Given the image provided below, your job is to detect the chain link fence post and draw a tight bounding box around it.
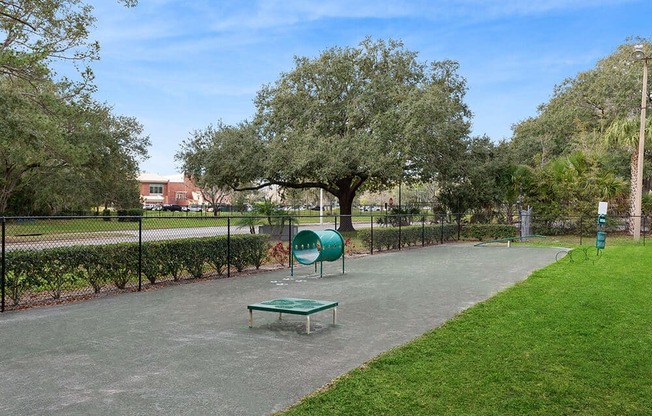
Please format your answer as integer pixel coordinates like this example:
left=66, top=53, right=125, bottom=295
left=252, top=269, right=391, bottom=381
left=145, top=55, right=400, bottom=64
left=1, top=217, right=5, bottom=312
left=440, top=213, right=445, bottom=245
left=421, top=215, right=425, bottom=247
left=288, top=218, right=293, bottom=268
left=398, top=212, right=402, bottom=251
left=370, top=214, right=374, bottom=255
left=138, top=217, right=142, bottom=291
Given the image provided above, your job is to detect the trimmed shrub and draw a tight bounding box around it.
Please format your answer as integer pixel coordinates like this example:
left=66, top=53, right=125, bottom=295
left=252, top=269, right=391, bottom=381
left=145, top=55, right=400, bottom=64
left=102, top=244, right=138, bottom=289
left=180, top=238, right=210, bottom=278
left=247, top=235, right=270, bottom=269
left=1, top=233, right=281, bottom=307
left=358, top=224, right=458, bottom=251
left=31, top=248, right=79, bottom=299
left=141, top=242, right=165, bottom=284
left=205, top=237, right=229, bottom=275
left=72, top=245, right=106, bottom=294
left=116, top=208, right=143, bottom=222
left=4, top=250, right=37, bottom=305
left=229, top=235, right=250, bottom=272
left=461, top=224, right=518, bottom=241
left=158, top=240, right=187, bottom=281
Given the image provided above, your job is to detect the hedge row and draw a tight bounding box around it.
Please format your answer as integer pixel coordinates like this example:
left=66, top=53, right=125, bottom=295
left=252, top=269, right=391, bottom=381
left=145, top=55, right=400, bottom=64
left=3, top=234, right=269, bottom=307
left=461, top=224, right=519, bottom=241
left=357, top=223, right=523, bottom=250
left=358, top=224, right=458, bottom=251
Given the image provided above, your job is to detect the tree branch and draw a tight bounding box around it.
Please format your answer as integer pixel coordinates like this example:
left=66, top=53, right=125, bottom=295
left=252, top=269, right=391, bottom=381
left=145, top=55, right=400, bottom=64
left=0, top=9, right=38, bottom=32
left=235, top=180, right=329, bottom=192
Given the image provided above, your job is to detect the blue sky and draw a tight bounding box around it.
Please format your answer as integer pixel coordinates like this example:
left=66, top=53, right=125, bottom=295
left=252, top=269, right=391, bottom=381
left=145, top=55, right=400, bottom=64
left=88, top=0, right=651, bottom=175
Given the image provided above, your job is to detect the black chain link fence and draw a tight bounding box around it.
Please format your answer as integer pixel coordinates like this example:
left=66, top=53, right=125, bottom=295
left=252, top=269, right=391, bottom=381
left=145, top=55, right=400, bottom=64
left=0, top=212, right=645, bottom=312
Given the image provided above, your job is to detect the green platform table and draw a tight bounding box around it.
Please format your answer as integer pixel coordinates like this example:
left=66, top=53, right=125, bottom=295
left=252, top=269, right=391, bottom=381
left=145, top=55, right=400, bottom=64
left=247, top=298, right=338, bottom=334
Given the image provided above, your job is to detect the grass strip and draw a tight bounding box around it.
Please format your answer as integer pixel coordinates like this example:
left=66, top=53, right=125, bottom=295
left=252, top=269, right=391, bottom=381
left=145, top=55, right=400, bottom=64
left=279, top=245, right=652, bottom=415
left=4, top=214, right=349, bottom=237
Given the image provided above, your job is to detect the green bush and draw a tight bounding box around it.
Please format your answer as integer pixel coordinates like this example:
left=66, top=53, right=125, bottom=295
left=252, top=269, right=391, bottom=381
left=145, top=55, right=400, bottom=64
left=358, top=224, right=458, bottom=251
left=102, top=244, right=138, bottom=289
left=461, top=224, right=518, bottom=241
left=71, top=245, right=106, bottom=294
left=229, top=236, right=249, bottom=272
left=375, top=207, right=423, bottom=227
left=102, top=208, right=112, bottom=221
left=4, top=250, right=37, bottom=305
left=158, top=240, right=186, bottom=281
left=141, top=242, right=165, bottom=284
left=205, top=237, right=229, bottom=275
left=531, top=217, right=607, bottom=236
left=179, top=238, right=210, bottom=278
left=31, top=248, right=79, bottom=299
left=2, top=234, right=285, bottom=308
left=238, top=234, right=269, bottom=269
left=116, top=209, right=143, bottom=222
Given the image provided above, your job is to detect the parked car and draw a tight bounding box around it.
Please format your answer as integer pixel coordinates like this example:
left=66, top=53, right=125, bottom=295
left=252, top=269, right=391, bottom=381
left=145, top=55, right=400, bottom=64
left=161, top=204, right=183, bottom=212
left=142, top=203, right=156, bottom=210
left=184, top=204, right=202, bottom=212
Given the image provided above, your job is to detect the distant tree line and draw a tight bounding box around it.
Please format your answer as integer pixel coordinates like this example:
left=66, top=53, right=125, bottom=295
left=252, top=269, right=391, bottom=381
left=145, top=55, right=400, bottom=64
left=177, top=37, right=652, bottom=231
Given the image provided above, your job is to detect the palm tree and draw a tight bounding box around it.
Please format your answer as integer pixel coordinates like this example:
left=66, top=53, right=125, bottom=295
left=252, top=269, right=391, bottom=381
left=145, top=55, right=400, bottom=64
left=604, top=117, right=652, bottom=234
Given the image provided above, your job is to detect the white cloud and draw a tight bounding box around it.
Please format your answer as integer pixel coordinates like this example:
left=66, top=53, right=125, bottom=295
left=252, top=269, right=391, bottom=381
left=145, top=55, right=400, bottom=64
left=439, top=0, right=639, bottom=18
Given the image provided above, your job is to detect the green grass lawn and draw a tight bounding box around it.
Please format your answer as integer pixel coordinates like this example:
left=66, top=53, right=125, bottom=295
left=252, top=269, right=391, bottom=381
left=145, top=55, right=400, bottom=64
left=278, top=244, right=652, bottom=415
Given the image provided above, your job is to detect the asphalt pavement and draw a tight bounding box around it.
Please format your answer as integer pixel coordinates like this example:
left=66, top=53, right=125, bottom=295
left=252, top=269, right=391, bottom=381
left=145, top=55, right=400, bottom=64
left=0, top=243, right=564, bottom=415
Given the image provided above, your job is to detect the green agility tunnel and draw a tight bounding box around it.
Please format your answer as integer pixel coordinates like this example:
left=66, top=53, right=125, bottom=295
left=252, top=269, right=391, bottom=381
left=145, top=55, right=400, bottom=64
left=291, top=229, right=345, bottom=277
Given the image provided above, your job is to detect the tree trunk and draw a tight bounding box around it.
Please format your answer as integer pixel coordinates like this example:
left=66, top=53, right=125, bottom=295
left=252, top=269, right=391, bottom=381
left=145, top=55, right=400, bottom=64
left=629, top=152, right=638, bottom=235
left=0, top=190, right=9, bottom=215
left=337, top=190, right=356, bottom=232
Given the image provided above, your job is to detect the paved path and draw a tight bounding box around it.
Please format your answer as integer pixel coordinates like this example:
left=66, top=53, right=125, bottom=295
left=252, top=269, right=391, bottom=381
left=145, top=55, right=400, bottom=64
left=0, top=244, right=564, bottom=415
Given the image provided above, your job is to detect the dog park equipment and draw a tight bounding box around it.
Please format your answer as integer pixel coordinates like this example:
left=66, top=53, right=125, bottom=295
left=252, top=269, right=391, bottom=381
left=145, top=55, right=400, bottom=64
left=247, top=298, right=338, bottom=334
left=290, top=229, right=345, bottom=277
left=596, top=201, right=608, bottom=251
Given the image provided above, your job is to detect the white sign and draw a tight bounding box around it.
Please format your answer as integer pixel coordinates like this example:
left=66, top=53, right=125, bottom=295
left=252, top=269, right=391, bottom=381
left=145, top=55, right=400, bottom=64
left=598, top=201, right=608, bottom=215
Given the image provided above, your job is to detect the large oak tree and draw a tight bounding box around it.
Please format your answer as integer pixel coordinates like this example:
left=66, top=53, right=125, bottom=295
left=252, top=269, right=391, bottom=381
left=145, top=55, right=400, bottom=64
left=177, top=38, right=471, bottom=231
left=0, top=0, right=149, bottom=214
left=0, top=79, right=150, bottom=214
left=1, top=0, right=137, bottom=95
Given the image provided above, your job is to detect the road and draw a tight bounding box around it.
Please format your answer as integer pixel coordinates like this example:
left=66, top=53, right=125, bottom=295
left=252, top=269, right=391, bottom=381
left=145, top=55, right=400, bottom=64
left=5, top=221, right=370, bottom=251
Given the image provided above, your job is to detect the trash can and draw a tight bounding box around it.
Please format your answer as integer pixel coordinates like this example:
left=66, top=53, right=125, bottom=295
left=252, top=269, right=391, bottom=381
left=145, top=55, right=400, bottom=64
left=596, top=231, right=607, bottom=249
left=292, top=229, right=345, bottom=265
